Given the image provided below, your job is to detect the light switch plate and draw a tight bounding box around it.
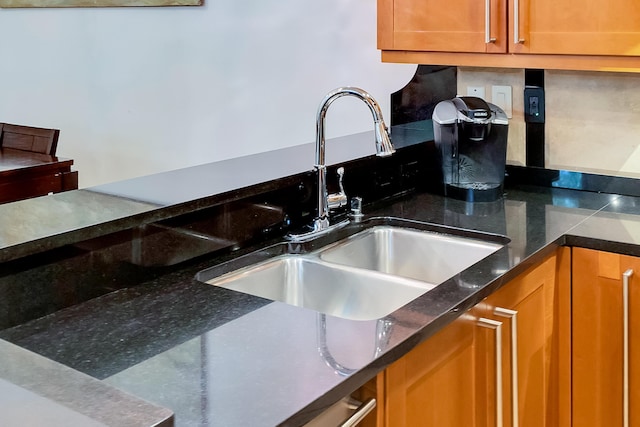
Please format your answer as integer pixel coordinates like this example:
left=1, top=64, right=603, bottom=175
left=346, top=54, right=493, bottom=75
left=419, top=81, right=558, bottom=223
left=491, top=85, right=513, bottom=118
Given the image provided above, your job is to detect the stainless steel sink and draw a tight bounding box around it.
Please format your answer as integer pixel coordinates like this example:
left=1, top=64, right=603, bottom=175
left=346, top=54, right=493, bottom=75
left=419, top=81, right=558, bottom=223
left=204, top=256, right=434, bottom=321
left=199, top=222, right=507, bottom=321
left=319, top=226, right=504, bottom=285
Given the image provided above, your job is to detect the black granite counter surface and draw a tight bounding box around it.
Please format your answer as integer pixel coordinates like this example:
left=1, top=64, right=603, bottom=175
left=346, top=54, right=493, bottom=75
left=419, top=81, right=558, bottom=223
left=1, top=120, right=640, bottom=426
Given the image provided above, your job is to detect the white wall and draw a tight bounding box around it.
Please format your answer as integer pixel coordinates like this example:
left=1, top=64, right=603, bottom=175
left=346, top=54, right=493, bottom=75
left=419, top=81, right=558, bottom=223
left=0, top=1, right=416, bottom=187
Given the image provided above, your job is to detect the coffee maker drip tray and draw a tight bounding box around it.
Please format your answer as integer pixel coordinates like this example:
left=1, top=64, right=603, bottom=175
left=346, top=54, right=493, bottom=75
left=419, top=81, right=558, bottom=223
left=445, top=182, right=503, bottom=203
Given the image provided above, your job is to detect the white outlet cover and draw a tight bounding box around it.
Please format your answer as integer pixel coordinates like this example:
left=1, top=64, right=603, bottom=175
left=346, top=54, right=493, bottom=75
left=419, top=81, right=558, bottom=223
left=491, top=85, right=513, bottom=118
left=466, top=86, right=486, bottom=99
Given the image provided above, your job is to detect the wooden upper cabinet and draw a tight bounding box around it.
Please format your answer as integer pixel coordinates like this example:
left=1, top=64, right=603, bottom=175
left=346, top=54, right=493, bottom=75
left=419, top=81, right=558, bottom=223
left=379, top=0, right=640, bottom=70
left=511, top=0, right=640, bottom=56
left=378, top=0, right=507, bottom=53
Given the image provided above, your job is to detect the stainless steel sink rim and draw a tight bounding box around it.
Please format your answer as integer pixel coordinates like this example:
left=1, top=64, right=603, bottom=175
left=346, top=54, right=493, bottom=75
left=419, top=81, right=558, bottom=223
left=319, top=225, right=504, bottom=284
left=206, top=255, right=435, bottom=321
left=200, top=223, right=507, bottom=321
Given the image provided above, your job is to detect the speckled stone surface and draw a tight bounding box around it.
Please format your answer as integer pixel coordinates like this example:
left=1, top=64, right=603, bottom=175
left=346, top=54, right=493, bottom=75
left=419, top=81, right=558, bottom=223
left=0, top=121, right=433, bottom=426
left=2, top=184, right=637, bottom=426
left=564, top=195, right=640, bottom=253
left=0, top=121, right=433, bottom=264
left=2, top=119, right=640, bottom=426
left=0, top=339, right=173, bottom=427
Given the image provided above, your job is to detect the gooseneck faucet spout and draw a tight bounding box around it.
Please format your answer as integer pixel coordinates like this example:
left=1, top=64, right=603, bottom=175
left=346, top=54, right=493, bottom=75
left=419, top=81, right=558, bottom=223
left=313, top=87, right=395, bottom=232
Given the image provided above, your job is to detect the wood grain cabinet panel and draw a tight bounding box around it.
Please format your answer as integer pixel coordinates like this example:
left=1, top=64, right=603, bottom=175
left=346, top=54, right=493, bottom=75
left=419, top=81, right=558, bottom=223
left=379, top=0, right=640, bottom=70
left=511, top=0, right=640, bottom=56
left=572, top=248, right=640, bottom=427
left=481, top=252, right=564, bottom=427
left=378, top=0, right=507, bottom=54
left=384, top=305, right=490, bottom=427
left=382, top=249, right=569, bottom=427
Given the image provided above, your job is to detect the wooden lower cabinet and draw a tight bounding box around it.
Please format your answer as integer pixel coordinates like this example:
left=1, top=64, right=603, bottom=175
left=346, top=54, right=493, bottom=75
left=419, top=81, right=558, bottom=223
left=481, top=250, right=569, bottom=427
left=572, top=248, right=640, bottom=427
left=384, top=305, right=487, bottom=426
left=380, top=249, right=570, bottom=427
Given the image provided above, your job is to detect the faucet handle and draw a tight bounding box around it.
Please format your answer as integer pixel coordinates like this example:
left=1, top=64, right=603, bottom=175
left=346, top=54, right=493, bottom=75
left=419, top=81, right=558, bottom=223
left=327, top=167, right=347, bottom=210
left=336, top=167, right=345, bottom=194
left=350, top=196, right=363, bottom=219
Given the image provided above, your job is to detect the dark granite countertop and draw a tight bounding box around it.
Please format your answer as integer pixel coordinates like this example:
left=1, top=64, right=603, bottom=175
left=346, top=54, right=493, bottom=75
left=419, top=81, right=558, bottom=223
left=1, top=120, right=640, bottom=426
left=0, top=338, right=173, bottom=427
left=0, top=121, right=432, bottom=263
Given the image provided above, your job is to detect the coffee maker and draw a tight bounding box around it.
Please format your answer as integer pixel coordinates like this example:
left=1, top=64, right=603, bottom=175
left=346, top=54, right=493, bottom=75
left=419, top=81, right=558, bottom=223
left=432, top=96, right=509, bottom=202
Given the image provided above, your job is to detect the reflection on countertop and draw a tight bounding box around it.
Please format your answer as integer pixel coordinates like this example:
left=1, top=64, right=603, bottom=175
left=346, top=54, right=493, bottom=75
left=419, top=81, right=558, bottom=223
left=2, top=119, right=640, bottom=426
left=0, top=338, right=173, bottom=427
left=2, top=183, right=638, bottom=426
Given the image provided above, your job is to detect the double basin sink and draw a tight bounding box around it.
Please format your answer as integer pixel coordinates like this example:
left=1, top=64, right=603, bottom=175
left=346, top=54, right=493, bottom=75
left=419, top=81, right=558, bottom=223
left=196, top=218, right=509, bottom=321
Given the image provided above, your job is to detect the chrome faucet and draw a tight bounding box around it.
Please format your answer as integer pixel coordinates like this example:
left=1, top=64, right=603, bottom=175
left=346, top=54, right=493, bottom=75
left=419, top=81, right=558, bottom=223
left=311, top=87, right=395, bottom=233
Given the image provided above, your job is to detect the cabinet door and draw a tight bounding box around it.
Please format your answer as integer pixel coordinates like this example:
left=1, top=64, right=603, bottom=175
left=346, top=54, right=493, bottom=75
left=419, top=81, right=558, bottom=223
left=384, top=249, right=569, bottom=427
left=384, top=306, right=491, bottom=426
left=572, top=248, right=640, bottom=427
left=510, top=0, right=640, bottom=55
left=482, top=251, right=563, bottom=427
left=377, top=0, right=507, bottom=53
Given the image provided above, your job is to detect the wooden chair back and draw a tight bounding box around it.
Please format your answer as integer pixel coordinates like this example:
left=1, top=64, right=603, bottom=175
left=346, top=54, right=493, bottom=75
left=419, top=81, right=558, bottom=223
left=0, top=122, right=60, bottom=155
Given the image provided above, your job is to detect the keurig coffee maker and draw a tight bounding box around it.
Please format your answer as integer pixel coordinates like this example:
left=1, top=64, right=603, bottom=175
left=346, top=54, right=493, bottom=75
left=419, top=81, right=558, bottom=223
left=432, top=96, right=509, bottom=202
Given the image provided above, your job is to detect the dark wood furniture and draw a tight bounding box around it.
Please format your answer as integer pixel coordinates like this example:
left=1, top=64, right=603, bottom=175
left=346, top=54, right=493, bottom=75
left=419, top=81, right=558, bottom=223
left=0, top=123, right=60, bottom=155
left=0, top=148, right=78, bottom=204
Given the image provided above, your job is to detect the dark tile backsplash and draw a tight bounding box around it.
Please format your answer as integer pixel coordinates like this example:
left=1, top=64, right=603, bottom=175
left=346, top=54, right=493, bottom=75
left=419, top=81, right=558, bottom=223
left=391, top=65, right=457, bottom=125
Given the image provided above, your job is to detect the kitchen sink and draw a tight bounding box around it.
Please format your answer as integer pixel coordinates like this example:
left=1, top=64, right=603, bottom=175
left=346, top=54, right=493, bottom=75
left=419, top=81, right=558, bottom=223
left=197, top=221, right=508, bottom=321
left=319, top=226, right=504, bottom=285
left=205, top=256, right=434, bottom=321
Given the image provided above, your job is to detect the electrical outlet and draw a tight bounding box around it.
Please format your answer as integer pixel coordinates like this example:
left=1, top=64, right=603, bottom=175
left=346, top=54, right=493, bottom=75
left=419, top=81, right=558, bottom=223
left=491, top=85, right=513, bottom=118
left=524, top=86, right=545, bottom=123
left=466, top=86, right=486, bottom=99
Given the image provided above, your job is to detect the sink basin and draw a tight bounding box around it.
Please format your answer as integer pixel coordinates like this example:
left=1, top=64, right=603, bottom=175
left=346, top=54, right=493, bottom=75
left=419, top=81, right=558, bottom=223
left=319, top=226, right=504, bottom=285
left=198, top=222, right=507, bottom=321
left=204, top=256, right=434, bottom=321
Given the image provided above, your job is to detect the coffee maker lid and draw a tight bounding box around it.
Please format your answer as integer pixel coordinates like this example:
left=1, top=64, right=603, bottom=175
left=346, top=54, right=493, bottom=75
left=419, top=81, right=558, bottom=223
left=432, top=99, right=459, bottom=125
left=453, top=96, right=492, bottom=121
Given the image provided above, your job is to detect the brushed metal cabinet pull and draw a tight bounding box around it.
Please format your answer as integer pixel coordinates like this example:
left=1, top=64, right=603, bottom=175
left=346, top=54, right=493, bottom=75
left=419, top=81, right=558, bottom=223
left=479, top=318, right=504, bottom=427
left=623, top=269, right=633, bottom=427
left=495, top=307, right=519, bottom=427
left=339, top=398, right=376, bottom=427
left=485, top=0, right=497, bottom=43
left=513, top=0, right=525, bottom=43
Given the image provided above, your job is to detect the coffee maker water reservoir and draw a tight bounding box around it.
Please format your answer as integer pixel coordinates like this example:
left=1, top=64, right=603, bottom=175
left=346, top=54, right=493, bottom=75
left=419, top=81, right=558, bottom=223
left=432, top=96, right=509, bottom=202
